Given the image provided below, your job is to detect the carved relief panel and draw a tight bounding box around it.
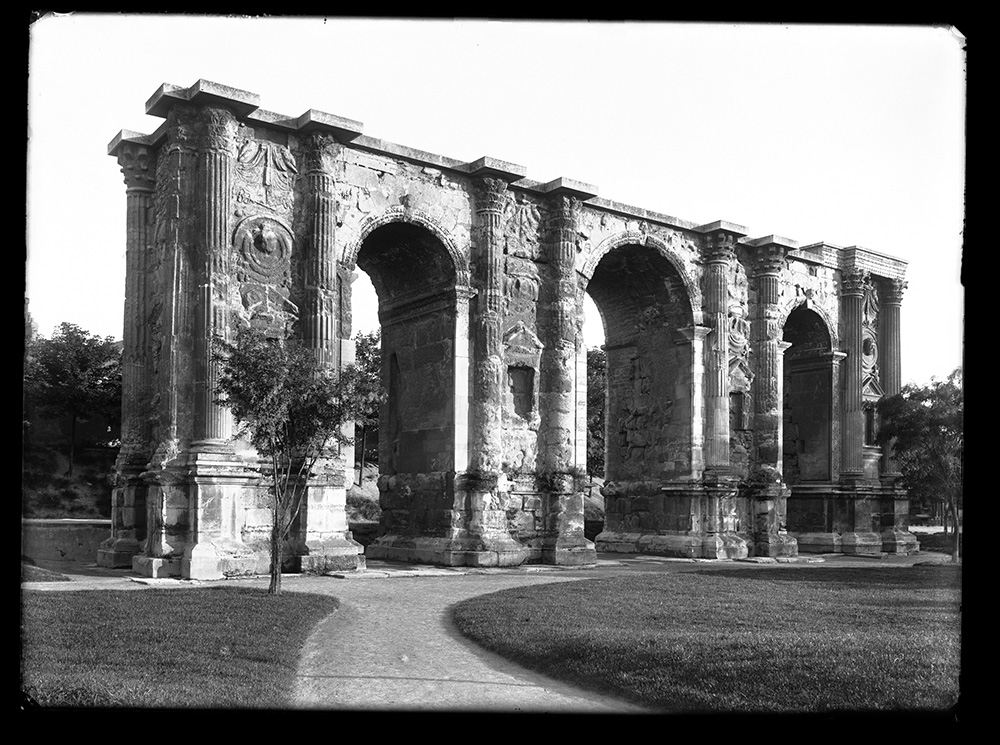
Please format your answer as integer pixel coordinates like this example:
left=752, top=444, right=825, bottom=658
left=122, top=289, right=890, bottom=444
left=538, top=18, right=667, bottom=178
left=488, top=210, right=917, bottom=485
left=861, top=279, right=883, bottom=400
left=232, top=130, right=298, bottom=333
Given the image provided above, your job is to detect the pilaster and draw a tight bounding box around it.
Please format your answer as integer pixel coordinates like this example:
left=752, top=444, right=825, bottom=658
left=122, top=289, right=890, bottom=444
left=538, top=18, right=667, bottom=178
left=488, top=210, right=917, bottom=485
left=839, top=268, right=868, bottom=478
left=97, top=140, right=156, bottom=568
left=301, top=132, right=340, bottom=368
left=699, top=223, right=744, bottom=474
left=537, top=187, right=596, bottom=565
left=877, top=278, right=917, bottom=553
left=747, top=237, right=798, bottom=557
left=469, top=174, right=512, bottom=475
left=192, top=106, right=238, bottom=451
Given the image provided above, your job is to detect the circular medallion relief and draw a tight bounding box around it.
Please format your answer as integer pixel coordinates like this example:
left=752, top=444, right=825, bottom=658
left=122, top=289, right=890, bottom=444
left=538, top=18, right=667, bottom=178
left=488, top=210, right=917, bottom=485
left=233, top=216, right=293, bottom=283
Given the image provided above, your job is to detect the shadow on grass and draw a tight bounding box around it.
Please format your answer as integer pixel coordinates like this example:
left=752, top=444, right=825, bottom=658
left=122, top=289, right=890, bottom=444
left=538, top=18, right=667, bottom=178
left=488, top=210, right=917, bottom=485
left=694, top=564, right=961, bottom=589
left=452, top=566, right=962, bottom=715
left=21, top=586, right=340, bottom=708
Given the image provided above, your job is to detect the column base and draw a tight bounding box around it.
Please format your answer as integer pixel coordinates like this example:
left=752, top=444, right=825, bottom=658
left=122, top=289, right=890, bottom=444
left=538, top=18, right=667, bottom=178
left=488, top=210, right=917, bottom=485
left=133, top=555, right=182, bottom=578
left=702, top=533, right=750, bottom=560
left=366, top=534, right=532, bottom=567
left=541, top=539, right=597, bottom=565
left=880, top=528, right=920, bottom=555
left=298, top=535, right=367, bottom=574
left=181, top=542, right=224, bottom=580
left=595, top=531, right=701, bottom=558
left=754, top=532, right=799, bottom=558
left=791, top=532, right=844, bottom=554
left=96, top=536, right=142, bottom=568
left=841, top=532, right=884, bottom=556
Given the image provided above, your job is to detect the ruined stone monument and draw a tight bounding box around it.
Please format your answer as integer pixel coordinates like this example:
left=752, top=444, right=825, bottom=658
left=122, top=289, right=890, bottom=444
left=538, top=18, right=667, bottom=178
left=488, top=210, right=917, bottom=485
left=98, top=80, right=917, bottom=579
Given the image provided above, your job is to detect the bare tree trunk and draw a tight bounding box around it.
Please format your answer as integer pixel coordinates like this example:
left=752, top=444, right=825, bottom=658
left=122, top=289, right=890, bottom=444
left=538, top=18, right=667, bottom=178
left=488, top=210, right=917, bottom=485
left=949, top=500, right=961, bottom=563
left=269, top=495, right=282, bottom=595
left=66, top=413, right=77, bottom=477
left=357, top=425, right=367, bottom=485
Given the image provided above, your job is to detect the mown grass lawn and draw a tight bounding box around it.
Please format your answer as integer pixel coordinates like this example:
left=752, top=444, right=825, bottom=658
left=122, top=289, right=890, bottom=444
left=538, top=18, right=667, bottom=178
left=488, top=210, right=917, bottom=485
left=453, top=565, right=962, bottom=715
left=21, top=586, right=339, bottom=709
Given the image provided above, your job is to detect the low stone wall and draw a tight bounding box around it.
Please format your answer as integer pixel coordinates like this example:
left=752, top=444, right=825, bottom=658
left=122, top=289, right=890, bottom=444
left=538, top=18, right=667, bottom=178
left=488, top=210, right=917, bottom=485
left=21, top=519, right=111, bottom=564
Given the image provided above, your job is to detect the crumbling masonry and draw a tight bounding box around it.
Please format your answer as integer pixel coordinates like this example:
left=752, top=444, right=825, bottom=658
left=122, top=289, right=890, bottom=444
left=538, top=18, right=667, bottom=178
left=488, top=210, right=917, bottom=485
left=98, top=80, right=917, bottom=578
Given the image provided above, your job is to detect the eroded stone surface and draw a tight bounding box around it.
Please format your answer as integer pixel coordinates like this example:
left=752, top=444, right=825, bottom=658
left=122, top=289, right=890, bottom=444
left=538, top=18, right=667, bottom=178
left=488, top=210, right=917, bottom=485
left=104, top=80, right=917, bottom=578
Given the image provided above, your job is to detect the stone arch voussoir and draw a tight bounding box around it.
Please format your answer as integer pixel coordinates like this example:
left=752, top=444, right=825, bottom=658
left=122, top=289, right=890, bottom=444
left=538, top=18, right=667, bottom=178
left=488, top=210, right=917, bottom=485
left=580, top=231, right=701, bottom=323
left=341, top=206, right=470, bottom=288
left=779, top=298, right=838, bottom=352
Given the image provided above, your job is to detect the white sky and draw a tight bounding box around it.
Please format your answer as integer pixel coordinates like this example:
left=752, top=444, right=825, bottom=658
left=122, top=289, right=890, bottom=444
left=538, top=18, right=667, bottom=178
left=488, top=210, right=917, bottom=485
left=26, top=15, right=965, bottom=386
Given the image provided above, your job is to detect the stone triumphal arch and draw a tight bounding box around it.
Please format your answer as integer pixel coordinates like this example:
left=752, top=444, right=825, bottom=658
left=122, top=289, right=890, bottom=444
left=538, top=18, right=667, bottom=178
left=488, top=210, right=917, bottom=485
left=98, top=80, right=917, bottom=578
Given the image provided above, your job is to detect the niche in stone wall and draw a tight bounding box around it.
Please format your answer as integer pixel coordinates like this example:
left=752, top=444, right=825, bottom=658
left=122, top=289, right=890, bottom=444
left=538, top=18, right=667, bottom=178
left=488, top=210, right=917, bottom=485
left=501, top=321, right=543, bottom=474
left=508, top=366, right=535, bottom=419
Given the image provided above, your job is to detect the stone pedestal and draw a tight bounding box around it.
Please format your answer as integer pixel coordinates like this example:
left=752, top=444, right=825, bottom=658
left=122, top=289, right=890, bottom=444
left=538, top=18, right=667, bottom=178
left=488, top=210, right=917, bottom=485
left=366, top=472, right=532, bottom=566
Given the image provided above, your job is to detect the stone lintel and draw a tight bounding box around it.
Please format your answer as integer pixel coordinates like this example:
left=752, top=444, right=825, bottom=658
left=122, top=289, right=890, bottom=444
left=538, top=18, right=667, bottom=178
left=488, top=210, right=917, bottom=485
left=107, top=129, right=154, bottom=157
left=146, top=79, right=261, bottom=119
left=293, top=109, right=364, bottom=141
left=540, top=177, right=599, bottom=201
left=746, top=234, right=799, bottom=251
left=840, top=245, right=908, bottom=280
left=586, top=198, right=701, bottom=231
left=465, top=156, right=528, bottom=182
left=694, top=219, right=748, bottom=237
left=144, top=80, right=253, bottom=119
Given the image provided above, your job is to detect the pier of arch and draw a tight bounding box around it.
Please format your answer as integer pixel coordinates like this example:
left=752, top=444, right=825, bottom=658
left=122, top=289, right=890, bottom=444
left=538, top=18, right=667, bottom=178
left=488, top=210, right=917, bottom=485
left=98, top=80, right=917, bottom=578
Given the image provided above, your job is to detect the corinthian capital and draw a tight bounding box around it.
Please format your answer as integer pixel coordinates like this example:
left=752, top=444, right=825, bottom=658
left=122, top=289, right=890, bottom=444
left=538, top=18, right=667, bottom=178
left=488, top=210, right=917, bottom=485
left=702, top=231, right=737, bottom=265
left=840, top=268, right=870, bottom=296
left=751, top=245, right=787, bottom=277
left=117, top=142, right=155, bottom=191
left=300, top=131, right=339, bottom=175
left=198, top=107, right=238, bottom=155
left=547, top=193, right=580, bottom=230
left=473, top=176, right=510, bottom=213
left=882, top=278, right=907, bottom=305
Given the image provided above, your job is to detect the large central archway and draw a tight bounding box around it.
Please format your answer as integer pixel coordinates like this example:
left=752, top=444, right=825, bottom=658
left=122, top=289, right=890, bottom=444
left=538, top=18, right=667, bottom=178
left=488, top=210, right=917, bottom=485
left=349, top=218, right=471, bottom=559
left=584, top=240, right=696, bottom=547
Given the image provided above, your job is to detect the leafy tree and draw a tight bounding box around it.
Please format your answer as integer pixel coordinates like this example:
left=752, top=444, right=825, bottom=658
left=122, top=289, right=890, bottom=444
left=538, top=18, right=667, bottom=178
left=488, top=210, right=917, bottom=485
left=586, top=347, right=607, bottom=478
left=214, top=325, right=376, bottom=594
left=877, top=368, right=963, bottom=562
left=23, top=323, right=121, bottom=476
left=353, top=329, right=384, bottom=483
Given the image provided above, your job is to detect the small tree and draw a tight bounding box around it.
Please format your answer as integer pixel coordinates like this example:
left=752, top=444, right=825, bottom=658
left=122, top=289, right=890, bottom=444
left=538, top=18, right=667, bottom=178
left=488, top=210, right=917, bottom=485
left=878, top=368, right=963, bottom=562
left=214, top=325, right=373, bottom=594
left=352, top=329, right=384, bottom=484
left=586, top=347, right=607, bottom=479
left=23, top=323, right=122, bottom=476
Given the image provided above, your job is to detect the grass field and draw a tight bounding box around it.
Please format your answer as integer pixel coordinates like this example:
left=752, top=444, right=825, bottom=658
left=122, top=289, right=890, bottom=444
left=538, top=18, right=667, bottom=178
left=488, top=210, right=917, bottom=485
left=20, top=587, right=339, bottom=708
left=452, top=564, right=962, bottom=715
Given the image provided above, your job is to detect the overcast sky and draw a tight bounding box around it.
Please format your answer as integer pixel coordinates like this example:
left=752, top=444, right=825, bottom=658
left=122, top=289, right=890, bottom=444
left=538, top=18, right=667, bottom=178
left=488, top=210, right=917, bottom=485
left=26, top=15, right=965, bottom=385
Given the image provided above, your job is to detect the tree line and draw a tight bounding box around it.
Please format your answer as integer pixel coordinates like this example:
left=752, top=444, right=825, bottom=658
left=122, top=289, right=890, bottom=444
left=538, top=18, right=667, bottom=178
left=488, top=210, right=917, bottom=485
left=23, top=319, right=963, bottom=588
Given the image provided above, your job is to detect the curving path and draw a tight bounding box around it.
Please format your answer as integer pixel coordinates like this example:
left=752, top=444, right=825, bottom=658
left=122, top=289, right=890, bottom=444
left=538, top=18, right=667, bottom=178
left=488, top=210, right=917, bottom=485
left=24, top=552, right=951, bottom=713
left=286, top=565, right=652, bottom=713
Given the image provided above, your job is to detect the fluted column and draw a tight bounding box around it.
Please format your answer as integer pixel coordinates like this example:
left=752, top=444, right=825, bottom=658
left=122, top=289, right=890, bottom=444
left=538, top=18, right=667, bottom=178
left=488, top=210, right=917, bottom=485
left=97, top=140, right=156, bottom=569
left=470, top=176, right=509, bottom=475
left=748, top=239, right=797, bottom=557
left=538, top=191, right=594, bottom=564
left=116, top=142, right=156, bottom=473
left=192, top=107, right=237, bottom=449
left=879, top=279, right=906, bottom=476
left=840, top=268, right=867, bottom=477
left=750, top=243, right=789, bottom=476
left=301, top=133, right=339, bottom=368
left=701, top=230, right=739, bottom=471
left=540, top=193, right=580, bottom=478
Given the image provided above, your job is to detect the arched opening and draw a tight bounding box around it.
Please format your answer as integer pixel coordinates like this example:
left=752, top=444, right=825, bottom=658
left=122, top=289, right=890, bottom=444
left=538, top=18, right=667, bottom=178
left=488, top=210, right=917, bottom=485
left=352, top=220, right=465, bottom=542
left=585, top=244, right=693, bottom=490
left=782, top=305, right=834, bottom=484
